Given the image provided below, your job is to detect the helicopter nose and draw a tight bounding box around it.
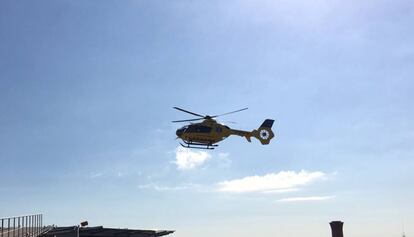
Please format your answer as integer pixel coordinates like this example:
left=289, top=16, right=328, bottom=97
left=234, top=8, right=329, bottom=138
left=176, top=129, right=183, bottom=137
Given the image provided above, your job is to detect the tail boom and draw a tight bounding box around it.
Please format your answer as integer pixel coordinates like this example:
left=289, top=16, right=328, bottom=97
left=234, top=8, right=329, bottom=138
left=229, top=119, right=275, bottom=145
left=229, top=129, right=252, bottom=142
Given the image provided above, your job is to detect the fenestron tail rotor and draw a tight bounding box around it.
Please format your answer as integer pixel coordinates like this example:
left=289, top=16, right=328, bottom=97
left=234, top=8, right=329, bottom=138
left=172, top=107, right=248, bottom=123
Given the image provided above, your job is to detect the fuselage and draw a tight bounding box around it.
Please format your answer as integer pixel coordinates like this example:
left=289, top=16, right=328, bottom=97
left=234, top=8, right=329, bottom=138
left=176, top=119, right=232, bottom=144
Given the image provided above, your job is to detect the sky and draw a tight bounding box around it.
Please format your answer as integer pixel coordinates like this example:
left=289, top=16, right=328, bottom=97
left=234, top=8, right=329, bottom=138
left=1, top=0, right=413, bottom=237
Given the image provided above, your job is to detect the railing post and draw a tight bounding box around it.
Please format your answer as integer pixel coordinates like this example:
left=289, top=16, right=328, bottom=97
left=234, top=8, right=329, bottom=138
left=1, top=218, right=3, bottom=237
left=18, top=217, right=20, bottom=237
left=33, top=215, right=35, bottom=237
left=7, top=218, right=10, bottom=237
left=13, top=217, right=16, bottom=236
left=37, top=215, right=39, bottom=236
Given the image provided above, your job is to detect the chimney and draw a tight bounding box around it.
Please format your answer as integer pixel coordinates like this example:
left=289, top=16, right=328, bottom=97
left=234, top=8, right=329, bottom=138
left=330, top=221, right=344, bottom=237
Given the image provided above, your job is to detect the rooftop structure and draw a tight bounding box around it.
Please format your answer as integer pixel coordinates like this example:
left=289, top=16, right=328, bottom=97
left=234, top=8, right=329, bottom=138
left=330, top=221, right=344, bottom=237
left=1, top=214, right=174, bottom=237
left=41, top=226, right=174, bottom=237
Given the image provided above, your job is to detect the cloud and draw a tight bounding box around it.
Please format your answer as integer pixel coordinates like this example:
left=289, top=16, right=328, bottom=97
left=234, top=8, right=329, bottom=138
left=262, top=188, right=299, bottom=194
left=173, top=146, right=211, bottom=170
left=89, top=172, right=103, bottom=178
left=138, top=183, right=198, bottom=191
left=277, top=196, right=335, bottom=202
left=217, top=170, right=326, bottom=193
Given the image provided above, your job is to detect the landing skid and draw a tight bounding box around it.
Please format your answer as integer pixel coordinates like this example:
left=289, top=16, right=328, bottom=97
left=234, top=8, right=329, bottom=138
left=180, top=141, right=218, bottom=150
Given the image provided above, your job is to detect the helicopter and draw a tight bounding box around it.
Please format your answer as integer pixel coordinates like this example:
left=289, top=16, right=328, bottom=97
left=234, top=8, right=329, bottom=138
left=173, top=107, right=275, bottom=149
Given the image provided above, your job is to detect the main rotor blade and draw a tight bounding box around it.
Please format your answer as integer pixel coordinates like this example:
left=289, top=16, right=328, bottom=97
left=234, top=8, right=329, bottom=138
left=211, top=107, right=248, bottom=118
left=173, top=107, right=205, bottom=118
left=172, top=118, right=204, bottom=123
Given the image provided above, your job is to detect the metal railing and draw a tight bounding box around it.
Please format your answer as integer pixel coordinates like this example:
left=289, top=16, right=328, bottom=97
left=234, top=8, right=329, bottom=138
left=0, top=214, right=43, bottom=237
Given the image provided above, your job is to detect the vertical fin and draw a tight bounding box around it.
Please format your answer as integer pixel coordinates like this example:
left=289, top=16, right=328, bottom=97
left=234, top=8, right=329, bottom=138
left=252, top=119, right=275, bottom=145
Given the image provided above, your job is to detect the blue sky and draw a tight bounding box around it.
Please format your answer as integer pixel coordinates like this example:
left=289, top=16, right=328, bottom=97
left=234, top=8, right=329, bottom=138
left=1, top=0, right=413, bottom=237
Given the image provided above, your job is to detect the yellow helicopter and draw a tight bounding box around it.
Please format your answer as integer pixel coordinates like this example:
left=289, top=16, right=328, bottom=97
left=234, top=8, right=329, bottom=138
left=173, top=107, right=275, bottom=149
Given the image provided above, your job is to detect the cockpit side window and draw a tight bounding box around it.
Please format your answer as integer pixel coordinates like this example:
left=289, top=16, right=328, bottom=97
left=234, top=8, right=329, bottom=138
left=199, top=126, right=212, bottom=133
left=186, top=125, right=211, bottom=133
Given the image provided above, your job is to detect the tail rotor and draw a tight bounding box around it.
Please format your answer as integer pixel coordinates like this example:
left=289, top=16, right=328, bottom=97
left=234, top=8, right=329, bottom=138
left=252, top=119, right=275, bottom=145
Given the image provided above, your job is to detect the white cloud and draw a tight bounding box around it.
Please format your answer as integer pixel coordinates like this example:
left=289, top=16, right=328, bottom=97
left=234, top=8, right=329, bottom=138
left=174, top=146, right=211, bottom=170
left=262, top=188, right=299, bottom=194
left=138, top=183, right=198, bottom=191
left=277, top=196, right=334, bottom=202
left=217, top=170, right=326, bottom=193
left=89, top=172, right=103, bottom=178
